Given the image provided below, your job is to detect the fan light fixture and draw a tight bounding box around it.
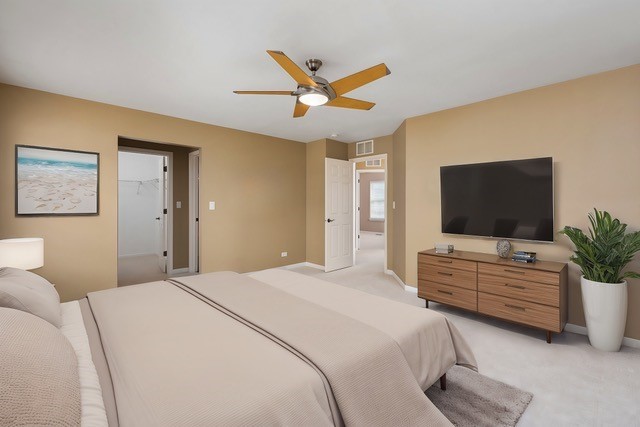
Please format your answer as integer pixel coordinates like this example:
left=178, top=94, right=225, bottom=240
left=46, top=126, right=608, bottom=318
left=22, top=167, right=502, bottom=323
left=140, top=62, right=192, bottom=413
left=234, top=50, right=390, bottom=118
left=298, top=92, right=328, bottom=106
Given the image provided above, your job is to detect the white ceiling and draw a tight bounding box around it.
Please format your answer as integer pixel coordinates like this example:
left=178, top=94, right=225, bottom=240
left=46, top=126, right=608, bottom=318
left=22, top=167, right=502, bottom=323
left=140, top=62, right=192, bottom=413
left=1, top=1, right=639, bottom=143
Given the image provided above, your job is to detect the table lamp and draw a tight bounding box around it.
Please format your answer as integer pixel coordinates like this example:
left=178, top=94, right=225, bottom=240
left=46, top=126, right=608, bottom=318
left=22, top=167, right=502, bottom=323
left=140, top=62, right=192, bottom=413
left=0, top=238, right=44, bottom=270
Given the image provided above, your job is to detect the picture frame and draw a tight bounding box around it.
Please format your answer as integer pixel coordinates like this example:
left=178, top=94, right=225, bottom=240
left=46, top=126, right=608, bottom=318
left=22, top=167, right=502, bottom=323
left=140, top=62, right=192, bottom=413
left=15, top=145, right=100, bottom=216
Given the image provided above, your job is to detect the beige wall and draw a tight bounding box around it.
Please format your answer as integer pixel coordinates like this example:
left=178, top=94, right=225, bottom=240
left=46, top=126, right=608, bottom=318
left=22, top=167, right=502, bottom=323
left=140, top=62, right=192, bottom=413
left=392, top=124, right=407, bottom=281
left=348, top=135, right=395, bottom=270
left=325, top=138, right=348, bottom=160
left=359, top=172, right=385, bottom=233
left=305, top=139, right=326, bottom=266
left=305, top=138, right=349, bottom=266
left=0, top=84, right=306, bottom=302
left=118, top=138, right=196, bottom=269
left=402, top=65, right=640, bottom=339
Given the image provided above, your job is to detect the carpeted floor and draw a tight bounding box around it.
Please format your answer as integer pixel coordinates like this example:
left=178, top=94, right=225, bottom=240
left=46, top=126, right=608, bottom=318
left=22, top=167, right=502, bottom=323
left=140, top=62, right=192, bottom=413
left=287, top=234, right=640, bottom=426
left=426, top=366, right=532, bottom=426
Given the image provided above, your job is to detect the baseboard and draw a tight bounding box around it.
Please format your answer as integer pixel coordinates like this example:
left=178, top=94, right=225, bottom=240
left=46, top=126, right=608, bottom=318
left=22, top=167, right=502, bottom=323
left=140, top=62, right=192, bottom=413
left=283, top=262, right=325, bottom=271
left=170, top=268, right=189, bottom=275
left=565, top=323, right=640, bottom=349
left=384, top=269, right=411, bottom=289
left=304, top=262, right=325, bottom=270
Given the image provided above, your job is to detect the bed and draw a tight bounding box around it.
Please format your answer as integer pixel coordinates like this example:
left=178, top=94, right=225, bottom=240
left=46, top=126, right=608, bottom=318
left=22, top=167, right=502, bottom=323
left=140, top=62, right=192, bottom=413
left=1, top=268, right=477, bottom=427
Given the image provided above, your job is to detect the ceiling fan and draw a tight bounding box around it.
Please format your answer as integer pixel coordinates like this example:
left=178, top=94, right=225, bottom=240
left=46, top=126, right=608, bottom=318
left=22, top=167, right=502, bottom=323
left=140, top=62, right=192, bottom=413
left=234, top=50, right=390, bottom=118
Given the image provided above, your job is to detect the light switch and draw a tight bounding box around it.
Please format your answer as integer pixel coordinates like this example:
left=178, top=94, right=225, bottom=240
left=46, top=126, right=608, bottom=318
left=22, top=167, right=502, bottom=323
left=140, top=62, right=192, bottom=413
left=209, top=201, right=216, bottom=210
left=176, top=201, right=182, bottom=209
left=393, top=201, right=396, bottom=209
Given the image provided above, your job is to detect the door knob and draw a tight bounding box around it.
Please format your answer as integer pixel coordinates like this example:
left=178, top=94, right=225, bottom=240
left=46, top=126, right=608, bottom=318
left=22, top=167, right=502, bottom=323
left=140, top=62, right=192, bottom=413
left=326, top=218, right=335, bottom=223
left=155, top=217, right=161, bottom=220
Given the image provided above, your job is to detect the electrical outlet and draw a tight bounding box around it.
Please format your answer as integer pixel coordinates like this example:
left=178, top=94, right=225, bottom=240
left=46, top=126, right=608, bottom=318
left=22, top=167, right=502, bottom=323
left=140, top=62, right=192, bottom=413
left=176, top=201, right=181, bottom=209
left=281, top=251, right=288, bottom=258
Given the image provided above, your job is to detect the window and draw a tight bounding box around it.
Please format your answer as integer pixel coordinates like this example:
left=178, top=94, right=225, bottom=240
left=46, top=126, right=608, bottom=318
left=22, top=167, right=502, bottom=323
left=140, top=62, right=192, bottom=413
left=365, top=159, right=381, bottom=167
left=370, top=180, right=385, bottom=221
left=356, top=140, right=374, bottom=156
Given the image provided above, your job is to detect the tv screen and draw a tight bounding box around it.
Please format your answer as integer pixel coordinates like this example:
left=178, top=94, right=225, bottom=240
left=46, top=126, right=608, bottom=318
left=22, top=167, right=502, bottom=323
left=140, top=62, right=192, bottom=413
left=440, top=157, right=554, bottom=242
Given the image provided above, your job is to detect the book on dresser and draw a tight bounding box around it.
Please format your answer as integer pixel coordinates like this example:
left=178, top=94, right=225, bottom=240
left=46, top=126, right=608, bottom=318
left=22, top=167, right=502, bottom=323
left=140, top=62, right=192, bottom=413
left=417, top=248, right=568, bottom=343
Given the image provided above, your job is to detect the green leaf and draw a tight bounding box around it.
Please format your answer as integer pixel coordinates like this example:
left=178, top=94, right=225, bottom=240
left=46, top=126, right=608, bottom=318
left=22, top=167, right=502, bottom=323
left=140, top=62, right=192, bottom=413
left=560, top=209, right=640, bottom=284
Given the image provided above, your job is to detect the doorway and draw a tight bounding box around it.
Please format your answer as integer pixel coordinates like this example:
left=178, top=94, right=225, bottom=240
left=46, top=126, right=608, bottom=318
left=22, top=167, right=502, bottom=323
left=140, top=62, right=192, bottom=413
left=117, top=138, right=201, bottom=287
left=117, top=149, right=171, bottom=286
left=352, top=154, right=387, bottom=271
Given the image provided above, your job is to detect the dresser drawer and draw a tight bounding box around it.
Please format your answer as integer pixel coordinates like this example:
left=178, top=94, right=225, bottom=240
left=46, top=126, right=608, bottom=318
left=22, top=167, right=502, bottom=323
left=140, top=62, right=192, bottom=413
left=478, top=292, right=560, bottom=332
left=478, top=263, right=559, bottom=285
left=478, top=274, right=559, bottom=307
left=419, top=280, right=477, bottom=311
left=419, top=254, right=477, bottom=273
left=419, top=264, right=477, bottom=290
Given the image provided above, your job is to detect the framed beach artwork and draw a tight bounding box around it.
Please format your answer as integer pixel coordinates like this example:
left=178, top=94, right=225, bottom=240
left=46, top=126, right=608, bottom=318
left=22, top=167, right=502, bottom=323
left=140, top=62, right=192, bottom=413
left=15, top=145, right=99, bottom=216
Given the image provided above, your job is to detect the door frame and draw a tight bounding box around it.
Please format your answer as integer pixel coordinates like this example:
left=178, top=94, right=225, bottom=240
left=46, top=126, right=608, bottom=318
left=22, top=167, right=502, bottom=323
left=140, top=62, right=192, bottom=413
left=349, top=154, right=388, bottom=271
left=188, top=150, right=200, bottom=273
left=117, top=146, right=175, bottom=274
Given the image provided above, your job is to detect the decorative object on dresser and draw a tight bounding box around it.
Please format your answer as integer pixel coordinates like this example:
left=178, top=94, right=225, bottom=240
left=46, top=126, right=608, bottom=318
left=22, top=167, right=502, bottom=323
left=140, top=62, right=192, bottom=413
left=512, top=251, right=536, bottom=263
left=418, top=249, right=567, bottom=343
left=435, top=243, right=454, bottom=254
left=496, top=240, right=511, bottom=258
left=560, top=209, right=640, bottom=352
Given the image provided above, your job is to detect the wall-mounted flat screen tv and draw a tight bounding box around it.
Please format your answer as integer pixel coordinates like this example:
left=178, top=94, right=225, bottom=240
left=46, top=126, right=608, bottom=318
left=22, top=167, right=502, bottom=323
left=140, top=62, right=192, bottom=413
left=440, top=157, right=554, bottom=242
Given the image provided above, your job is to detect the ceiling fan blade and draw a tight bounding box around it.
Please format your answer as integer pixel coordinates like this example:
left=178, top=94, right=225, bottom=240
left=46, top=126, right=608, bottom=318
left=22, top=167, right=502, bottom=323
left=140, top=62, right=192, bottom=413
left=293, top=100, right=310, bottom=118
left=267, top=50, right=317, bottom=87
left=233, top=90, right=293, bottom=95
left=330, top=63, right=390, bottom=96
left=326, top=96, right=376, bottom=110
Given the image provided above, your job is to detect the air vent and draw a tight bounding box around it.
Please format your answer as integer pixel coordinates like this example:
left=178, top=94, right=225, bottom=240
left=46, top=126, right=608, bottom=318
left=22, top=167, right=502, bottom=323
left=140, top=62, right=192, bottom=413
left=365, top=159, right=382, bottom=167
left=355, top=140, right=374, bottom=156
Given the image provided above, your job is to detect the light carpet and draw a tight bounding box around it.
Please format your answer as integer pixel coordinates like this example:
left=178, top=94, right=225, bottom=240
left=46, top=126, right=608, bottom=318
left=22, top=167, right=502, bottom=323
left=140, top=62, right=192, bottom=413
left=427, top=365, right=532, bottom=427
left=287, top=232, right=640, bottom=426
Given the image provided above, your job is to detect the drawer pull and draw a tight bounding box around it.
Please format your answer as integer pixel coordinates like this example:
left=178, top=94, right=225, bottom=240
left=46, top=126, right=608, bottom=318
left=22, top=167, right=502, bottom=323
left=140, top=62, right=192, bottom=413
left=505, top=283, right=526, bottom=290
left=437, top=272, right=453, bottom=276
left=504, top=269, right=525, bottom=275
left=437, top=260, right=453, bottom=264
left=505, top=303, right=526, bottom=311
left=437, top=290, right=453, bottom=295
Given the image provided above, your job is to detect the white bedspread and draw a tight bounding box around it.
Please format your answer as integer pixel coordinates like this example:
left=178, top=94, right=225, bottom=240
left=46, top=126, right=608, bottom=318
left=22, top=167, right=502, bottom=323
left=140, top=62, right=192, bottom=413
left=60, top=301, right=108, bottom=427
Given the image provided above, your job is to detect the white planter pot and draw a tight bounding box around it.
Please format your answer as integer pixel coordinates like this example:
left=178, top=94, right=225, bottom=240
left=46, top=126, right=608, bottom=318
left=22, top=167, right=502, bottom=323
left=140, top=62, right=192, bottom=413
left=580, top=276, right=628, bottom=352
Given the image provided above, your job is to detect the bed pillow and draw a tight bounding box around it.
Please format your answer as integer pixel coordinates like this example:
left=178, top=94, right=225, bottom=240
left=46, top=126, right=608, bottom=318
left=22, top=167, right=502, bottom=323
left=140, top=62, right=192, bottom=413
left=0, top=307, right=81, bottom=426
left=0, top=267, right=61, bottom=327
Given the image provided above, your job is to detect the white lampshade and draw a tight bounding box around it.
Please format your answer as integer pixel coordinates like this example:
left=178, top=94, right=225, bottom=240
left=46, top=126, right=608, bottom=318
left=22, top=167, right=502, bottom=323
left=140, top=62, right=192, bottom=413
left=0, top=238, right=44, bottom=270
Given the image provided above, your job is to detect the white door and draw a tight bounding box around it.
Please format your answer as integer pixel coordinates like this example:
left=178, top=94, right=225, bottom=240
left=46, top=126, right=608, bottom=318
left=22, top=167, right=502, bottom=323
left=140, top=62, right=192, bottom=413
left=192, top=151, right=200, bottom=273
left=325, top=158, right=354, bottom=272
left=157, top=157, right=168, bottom=273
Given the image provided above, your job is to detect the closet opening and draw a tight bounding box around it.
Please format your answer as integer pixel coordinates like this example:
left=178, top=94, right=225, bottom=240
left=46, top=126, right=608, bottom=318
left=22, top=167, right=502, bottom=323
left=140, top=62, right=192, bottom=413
left=117, top=137, right=200, bottom=286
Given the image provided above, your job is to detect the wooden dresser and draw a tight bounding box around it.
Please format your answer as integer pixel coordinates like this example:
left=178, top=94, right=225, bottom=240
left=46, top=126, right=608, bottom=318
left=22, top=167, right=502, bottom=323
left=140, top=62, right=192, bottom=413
left=418, top=249, right=567, bottom=343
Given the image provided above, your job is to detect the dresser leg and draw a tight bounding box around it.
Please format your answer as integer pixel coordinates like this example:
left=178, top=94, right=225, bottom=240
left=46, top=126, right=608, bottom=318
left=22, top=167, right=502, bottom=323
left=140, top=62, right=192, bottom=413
left=440, top=373, right=447, bottom=391
left=425, top=300, right=429, bottom=309
left=546, top=331, right=552, bottom=344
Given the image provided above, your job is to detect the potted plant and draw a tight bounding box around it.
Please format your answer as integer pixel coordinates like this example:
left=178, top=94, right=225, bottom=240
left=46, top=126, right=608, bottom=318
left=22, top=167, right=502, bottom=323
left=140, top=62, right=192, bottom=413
left=561, top=209, right=640, bottom=351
